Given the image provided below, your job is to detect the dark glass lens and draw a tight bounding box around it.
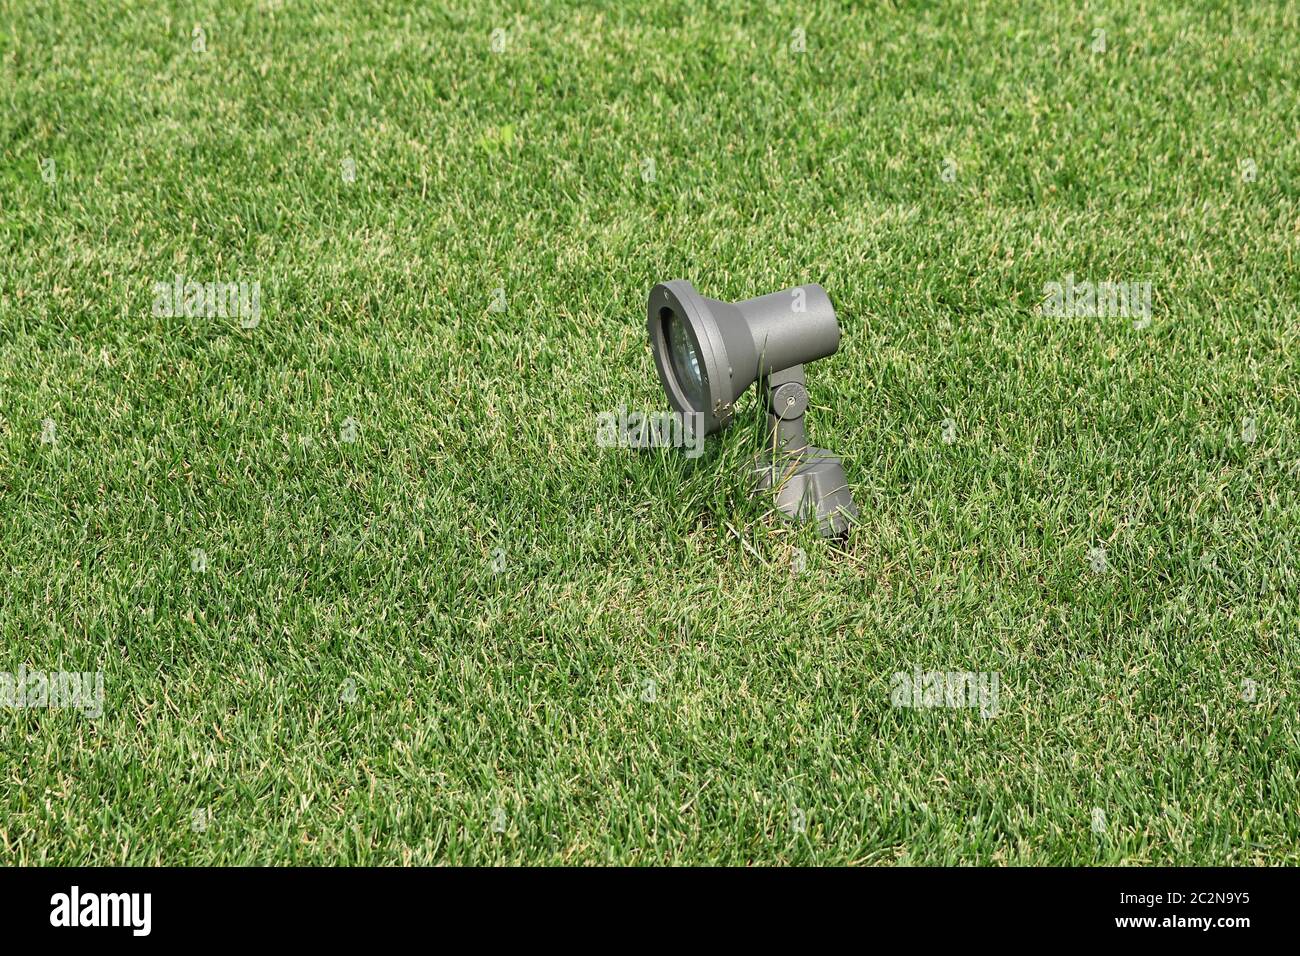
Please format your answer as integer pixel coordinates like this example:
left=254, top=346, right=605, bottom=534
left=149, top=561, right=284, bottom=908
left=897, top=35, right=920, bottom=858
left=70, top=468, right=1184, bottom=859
left=665, top=311, right=705, bottom=411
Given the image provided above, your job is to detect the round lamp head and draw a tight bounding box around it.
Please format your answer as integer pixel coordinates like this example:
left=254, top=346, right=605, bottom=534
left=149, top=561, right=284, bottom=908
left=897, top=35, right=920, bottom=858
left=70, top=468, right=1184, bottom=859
left=647, top=279, right=755, bottom=435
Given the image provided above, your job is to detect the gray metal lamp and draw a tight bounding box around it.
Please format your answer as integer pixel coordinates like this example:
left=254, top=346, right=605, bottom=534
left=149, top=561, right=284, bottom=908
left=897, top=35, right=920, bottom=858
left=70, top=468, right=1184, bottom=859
left=647, top=279, right=857, bottom=537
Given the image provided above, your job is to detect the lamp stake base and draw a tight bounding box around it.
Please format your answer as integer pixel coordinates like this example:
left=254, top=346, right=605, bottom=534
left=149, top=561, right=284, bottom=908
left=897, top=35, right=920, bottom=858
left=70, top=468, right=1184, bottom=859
left=753, top=448, right=857, bottom=538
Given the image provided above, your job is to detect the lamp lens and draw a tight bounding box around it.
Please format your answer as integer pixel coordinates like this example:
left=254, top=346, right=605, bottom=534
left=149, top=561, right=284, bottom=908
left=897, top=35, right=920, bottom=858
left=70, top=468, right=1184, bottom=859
left=665, top=311, right=705, bottom=410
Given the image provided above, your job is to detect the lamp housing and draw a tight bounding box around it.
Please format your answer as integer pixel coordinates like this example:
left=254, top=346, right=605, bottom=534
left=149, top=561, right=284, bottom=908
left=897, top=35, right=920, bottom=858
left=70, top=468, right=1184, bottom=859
left=646, top=279, right=857, bottom=536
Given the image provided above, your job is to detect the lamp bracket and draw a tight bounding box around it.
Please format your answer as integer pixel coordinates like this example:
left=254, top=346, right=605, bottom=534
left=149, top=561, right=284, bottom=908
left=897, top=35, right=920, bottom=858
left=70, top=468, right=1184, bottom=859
left=753, top=365, right=858, bottom=537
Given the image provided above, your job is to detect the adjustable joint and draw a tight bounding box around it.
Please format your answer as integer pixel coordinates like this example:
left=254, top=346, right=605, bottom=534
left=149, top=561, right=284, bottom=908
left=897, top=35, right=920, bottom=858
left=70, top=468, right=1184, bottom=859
left=769, top=381, right=809, bottom=421
left=761, top=365, right=809, bottom=455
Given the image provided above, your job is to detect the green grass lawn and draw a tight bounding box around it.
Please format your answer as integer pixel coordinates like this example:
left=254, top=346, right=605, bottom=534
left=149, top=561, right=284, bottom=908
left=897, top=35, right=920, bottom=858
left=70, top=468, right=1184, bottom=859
left=2, top=0, right=1298, bottom=865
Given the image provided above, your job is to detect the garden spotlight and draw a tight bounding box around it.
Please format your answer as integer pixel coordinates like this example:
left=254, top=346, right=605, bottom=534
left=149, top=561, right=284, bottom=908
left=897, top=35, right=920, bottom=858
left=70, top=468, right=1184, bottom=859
left=647, top=279, right=858, bottom=537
